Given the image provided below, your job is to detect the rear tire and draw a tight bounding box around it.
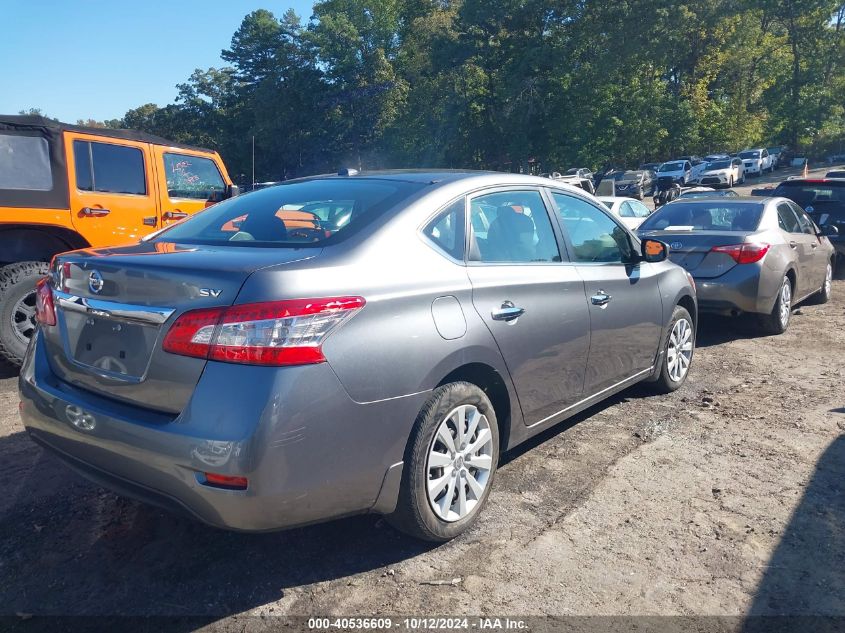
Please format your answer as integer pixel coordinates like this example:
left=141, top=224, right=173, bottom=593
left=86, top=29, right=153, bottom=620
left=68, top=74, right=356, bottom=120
left=0, top=261, right=49, bottom=367
left=807, top=262, right=833, bottom=305
left=647, top=305, right=694, bottom=394
left=759, top=275, right=792, bottom=334
left=388, top=381, right=499, bottom=542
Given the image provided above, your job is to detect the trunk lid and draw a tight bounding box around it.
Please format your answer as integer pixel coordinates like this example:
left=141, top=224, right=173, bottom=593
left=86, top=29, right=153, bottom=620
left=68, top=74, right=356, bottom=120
left=637, top=230, right=757, bottom=278
left=44, top=242, right=320, bottom=414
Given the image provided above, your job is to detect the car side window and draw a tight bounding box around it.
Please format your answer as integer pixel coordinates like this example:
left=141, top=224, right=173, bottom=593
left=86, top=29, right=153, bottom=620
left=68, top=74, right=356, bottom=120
left=423, top=198, right=465, bottom=260
left=552, top=192, right=634, bottom=263
left=776, top=203, right=801, bottom=233
left=630, top=200, right=651, bottom=218
left=163, top=153, right=225, bottom=200
left=468, top=190, right=560, bottom=263
left=791, top=204, right=816, bottom=235
left=73, top=140, right=146, bottom=195
left=619, top=201, right=635, bottom=217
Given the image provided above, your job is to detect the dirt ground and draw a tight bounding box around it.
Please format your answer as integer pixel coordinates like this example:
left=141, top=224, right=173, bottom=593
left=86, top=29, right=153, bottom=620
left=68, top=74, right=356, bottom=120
left=0, top=167, right=843, bottom=628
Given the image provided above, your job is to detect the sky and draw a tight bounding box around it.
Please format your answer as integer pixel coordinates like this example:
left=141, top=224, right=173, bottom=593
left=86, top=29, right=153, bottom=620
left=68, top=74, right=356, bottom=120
left=1, top=0, right=315, bottom=123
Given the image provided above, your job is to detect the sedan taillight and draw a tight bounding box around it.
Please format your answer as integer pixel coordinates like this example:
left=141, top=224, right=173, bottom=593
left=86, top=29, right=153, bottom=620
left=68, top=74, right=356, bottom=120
left=710, top=243, right=770, bottom=264
left=162, top=296, right=365, bottom=366
left=35, top=277, right=56, bottom=326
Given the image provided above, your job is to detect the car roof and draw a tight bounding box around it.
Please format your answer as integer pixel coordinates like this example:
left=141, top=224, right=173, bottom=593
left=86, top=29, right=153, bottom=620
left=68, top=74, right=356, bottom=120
left=777, top=178, right=845, bottom=186
left=668, top=196, right=768, bottom=204
left=0, top=114, right=214, bottom=153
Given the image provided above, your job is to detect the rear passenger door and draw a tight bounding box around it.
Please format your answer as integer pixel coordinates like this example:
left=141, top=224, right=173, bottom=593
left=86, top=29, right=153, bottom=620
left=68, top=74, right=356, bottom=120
left=67, top=133, right=158, bottom=246
left=777, top=201, right=816, bottom=297
left=791, top=203, right=827, bottom=292
left=549, top=191, right=664, bottom=395
left=151, top=146, right=227, bottom=227
left=465, top=188, right=591, bottom=427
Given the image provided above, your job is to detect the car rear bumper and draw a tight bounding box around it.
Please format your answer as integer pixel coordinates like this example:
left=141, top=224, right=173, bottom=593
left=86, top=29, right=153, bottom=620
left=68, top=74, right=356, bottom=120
left=694, top=263, right=778, bottom=316
left=19, top=330, right=425, bottom=531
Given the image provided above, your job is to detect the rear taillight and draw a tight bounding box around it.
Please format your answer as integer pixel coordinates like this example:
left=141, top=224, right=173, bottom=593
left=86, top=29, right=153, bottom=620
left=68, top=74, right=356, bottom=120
left=202, top=472, right=248, bottom=490
left=35, top=277, right=56, bottom=326
left=162, top=296, right=365, bottom=366
left=710, top=243, right=770, bottom=264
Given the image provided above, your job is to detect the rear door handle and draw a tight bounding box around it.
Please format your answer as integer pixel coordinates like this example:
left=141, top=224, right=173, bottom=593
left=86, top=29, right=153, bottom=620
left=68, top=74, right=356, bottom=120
left=789, top=241, right=798, bottom=249
left=80, top=207, right=110, bottom=217
left=163, top=211, right=189, bottom=220
left=591, top=291, right=612, bottom=307
left=491, top=301, right=525, bottom=322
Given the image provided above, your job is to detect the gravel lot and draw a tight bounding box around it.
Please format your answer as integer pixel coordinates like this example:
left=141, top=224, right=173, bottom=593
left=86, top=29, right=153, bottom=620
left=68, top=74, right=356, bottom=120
left=0, top=167, right=843, bottom=626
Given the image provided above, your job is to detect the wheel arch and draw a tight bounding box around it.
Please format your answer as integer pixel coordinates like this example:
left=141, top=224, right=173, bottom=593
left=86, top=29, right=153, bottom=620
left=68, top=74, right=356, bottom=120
left=436, top=362, right=515, bottom=453
left=0, top=225, right=90, bottom=267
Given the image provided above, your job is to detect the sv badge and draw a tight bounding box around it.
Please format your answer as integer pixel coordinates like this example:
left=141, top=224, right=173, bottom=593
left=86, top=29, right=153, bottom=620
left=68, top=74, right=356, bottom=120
left=199, top=288, right=223, bottom=298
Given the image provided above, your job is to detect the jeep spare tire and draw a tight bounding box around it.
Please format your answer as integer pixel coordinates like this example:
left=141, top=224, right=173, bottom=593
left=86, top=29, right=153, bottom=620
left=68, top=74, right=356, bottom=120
left=0, top=261, right=49, bottom=366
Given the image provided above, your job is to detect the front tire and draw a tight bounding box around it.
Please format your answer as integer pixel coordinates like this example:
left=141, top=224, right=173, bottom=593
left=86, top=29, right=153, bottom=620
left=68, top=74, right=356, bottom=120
left=760, top=275, right=792, bottom=334
left=388, top=382, right=500, bottom=542
left=0, top=261, right=49, bottom=366
left=648, top=305, right=694, bottom=394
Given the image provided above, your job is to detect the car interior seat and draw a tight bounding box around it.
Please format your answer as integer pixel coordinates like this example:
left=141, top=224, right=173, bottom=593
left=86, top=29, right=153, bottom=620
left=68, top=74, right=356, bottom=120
left=486, top=205, right=536, bottom=261
left=232, top=212, right=289, bottom=241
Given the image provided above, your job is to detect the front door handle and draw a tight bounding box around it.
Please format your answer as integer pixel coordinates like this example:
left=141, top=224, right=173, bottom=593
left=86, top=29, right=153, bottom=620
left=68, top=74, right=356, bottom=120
left=163, top=211, right=189, bottom=221
left=591, top=291, right=612, bottom=308
left=491, top=301, right=525, bottom=322
left=80, top=207, right=110, bottom=217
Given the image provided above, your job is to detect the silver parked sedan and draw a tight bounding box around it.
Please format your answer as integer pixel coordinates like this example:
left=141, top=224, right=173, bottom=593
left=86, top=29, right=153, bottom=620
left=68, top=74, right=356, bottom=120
left=20, top=171, right=696, bottom=541
left=638, top=197, right=836, bottom=333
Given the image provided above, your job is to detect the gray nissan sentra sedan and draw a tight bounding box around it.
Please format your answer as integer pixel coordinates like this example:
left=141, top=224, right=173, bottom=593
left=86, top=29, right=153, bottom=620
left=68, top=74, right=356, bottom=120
left=638, top=197, right=836, bottom=334
left=20, top=171, right=696, bottom=541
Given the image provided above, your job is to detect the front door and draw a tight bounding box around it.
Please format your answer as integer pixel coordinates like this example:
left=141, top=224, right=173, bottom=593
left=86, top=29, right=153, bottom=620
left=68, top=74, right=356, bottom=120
left=465, top=188, right=591, bottom=427
left=549, top=191, right=664, bottom=395
left=151, top=146, right=227, bottom=228
left=67, top=133, right=159, bottom=246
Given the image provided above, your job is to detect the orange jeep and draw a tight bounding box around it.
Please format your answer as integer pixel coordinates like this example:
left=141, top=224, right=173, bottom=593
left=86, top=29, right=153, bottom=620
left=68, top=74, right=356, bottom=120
left=0, top=115, right=237, bottom=366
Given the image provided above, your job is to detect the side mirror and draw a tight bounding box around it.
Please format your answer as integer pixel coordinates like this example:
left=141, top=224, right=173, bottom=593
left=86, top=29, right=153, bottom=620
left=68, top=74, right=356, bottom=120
left=820, top=224, right=839, bottom=237
left=225, top=184, right=240, bottom=199
left=642, top=238, right=668, bottom=263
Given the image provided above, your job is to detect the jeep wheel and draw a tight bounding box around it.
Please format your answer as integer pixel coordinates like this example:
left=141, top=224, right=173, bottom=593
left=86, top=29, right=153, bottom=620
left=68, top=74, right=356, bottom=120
left=0, top=262, right=49, bottom=366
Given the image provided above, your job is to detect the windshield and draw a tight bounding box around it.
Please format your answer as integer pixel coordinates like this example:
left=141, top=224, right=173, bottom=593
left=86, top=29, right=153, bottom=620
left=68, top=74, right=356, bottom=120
left=773, top=183, right=845, bottom=209
left=155, top=178, right=426, bottom=247
left=739, top=151, right=760, bottom=159
left=566, top=168, right=579, bottom=175
left=706, top=160, right=731, bottom=170
left=622, top=171, right=642, bottom=179
left=659, top=162, right=685, bottom=172
left=640, top=202, right=763, bottom=232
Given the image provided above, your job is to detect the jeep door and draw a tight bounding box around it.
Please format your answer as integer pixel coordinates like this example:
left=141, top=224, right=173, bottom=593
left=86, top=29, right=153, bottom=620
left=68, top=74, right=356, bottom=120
left=67, top=132, right=160, bottom=246
left=151, top=146, right=230, bottom=228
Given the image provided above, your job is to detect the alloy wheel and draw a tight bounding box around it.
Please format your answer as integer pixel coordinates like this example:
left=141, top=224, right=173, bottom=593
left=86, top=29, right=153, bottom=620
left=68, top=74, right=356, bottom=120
left=824, top=263, right=832, bottom=296
left=426, top=404, right=493, bottom=522
left=779, top=279, right=792, bottom=327
left=11, top=289, right=37, bottom=346
left=666, top=318, right=693, bottom=383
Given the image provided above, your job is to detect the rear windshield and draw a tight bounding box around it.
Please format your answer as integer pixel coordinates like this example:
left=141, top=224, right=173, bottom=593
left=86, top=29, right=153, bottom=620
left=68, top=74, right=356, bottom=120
left=155, top=178, right=425, bottom=247
left=739, top=151, right=760, bottom=159
left=679, top=190, right=738, bottom=199
left=639, top=202, right=764, bottom=232
left=773, top=182, right=845, bottom=209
